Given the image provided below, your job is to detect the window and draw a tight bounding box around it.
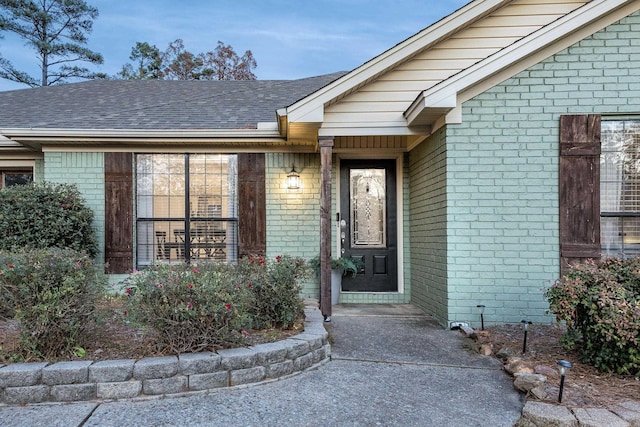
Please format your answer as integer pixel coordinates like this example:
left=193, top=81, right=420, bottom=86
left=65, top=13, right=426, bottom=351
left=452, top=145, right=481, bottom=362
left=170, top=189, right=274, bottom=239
left=601, top=119, right=640, bottom=257
left=136, top=154, right=238, bottom=266
left=0, top=170, right=33, bottom=188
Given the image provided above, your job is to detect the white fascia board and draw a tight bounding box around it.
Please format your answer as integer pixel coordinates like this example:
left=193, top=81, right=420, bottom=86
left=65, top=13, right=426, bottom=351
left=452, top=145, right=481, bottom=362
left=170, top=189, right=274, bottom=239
left=414, top=0, right=637, bottom=121
left=404, top=91, right=457, bottom=125
left=0, top=133, right=26, bottom=148
left=285, top=0, right=508, bottom=123
left=0, top=127, right=285, bottom=143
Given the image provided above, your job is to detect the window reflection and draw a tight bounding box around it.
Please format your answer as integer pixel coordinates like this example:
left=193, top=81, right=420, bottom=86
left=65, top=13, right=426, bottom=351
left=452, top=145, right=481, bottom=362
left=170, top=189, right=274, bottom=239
left=136, top=154, right=238, bottom=266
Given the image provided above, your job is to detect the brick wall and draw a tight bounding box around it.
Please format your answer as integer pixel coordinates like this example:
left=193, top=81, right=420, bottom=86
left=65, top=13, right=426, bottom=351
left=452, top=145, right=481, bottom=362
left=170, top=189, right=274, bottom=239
left=265, top=153, right=321, bottom=299
left=438, top=10, right=640, bottom=326
left=409, top=127, right=448, bottom=323
left=43, top=152, right=105, bottom=265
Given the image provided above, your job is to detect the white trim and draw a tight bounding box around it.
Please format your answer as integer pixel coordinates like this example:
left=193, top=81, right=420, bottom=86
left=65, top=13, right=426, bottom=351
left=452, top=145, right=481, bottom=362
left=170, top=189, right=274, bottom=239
left=0, top=159, right=35, bottom=168
left=335, top=153, right=405, bottom=294
left=0, top=127, right=285, bottom=143
left=283, top=0, right=508, bottom=124
left=405, top=0, right=640, bottom=126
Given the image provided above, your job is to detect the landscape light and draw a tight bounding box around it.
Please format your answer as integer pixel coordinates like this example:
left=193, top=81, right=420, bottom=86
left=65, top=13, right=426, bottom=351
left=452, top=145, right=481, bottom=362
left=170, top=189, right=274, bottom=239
left=557, top=359, right=573, bottom=403
left=476, top=304, right=486, bottom=330
left=521, top=319, right=532, bottom=354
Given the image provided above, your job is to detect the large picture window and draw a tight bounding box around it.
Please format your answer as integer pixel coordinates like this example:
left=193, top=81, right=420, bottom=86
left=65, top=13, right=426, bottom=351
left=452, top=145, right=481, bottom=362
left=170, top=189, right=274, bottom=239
left=601, top=119, right=640, bottom=257
left=136, top=154, right=238, bottom=266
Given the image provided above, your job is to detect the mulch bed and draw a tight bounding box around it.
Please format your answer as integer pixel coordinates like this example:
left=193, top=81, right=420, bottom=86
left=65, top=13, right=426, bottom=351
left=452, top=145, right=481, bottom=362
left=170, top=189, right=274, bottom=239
left=477, top=323, right=640, bottom=407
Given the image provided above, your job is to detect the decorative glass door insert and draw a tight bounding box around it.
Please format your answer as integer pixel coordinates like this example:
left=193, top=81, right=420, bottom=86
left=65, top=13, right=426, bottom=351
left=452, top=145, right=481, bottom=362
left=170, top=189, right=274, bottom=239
left=340, top=159, right=397, bottom=292
left=350, top=168, right=386, bottom=248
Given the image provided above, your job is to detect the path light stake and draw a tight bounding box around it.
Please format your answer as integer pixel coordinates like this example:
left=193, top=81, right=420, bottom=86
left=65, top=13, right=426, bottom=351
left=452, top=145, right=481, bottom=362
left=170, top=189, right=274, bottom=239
left=557, top=360, right=572, bottom=403
left=521, top=319, right=532, bottom=354
left=476, top=304, right=486, bottom=330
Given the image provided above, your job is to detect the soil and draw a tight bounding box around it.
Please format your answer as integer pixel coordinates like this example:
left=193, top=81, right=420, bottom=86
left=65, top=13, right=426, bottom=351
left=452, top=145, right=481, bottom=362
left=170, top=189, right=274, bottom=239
left=477, top=323, right=640, bottom=408
left=0, top=297, right=302, bottom=364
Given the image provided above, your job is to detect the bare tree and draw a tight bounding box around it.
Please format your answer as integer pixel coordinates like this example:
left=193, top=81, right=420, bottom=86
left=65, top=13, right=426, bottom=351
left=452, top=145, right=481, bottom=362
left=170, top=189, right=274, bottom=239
left=199, top=41, right=257, bottom=80
left=117, top=38, right=257, bottom=81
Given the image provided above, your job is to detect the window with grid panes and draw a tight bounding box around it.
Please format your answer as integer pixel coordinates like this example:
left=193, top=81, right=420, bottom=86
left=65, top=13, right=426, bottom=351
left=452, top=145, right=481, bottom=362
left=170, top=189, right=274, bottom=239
left=601, top=119, right=640, bottom=257
left=136, top=154, right=238, bottom=266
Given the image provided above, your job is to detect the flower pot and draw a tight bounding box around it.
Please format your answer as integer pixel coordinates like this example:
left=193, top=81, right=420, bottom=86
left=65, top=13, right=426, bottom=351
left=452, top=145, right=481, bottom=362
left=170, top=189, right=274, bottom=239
left=331, top=268, right=342, bottom=305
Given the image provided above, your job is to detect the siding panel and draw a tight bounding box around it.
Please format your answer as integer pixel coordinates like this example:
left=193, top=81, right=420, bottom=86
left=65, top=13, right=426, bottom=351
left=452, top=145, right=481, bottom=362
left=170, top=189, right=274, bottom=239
left=322, top=0, right=587, bottom=133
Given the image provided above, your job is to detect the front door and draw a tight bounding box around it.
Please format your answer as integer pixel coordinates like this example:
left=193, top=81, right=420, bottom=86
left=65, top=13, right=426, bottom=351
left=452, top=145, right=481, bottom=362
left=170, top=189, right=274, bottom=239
left=339, top=159, right=397, bottom=292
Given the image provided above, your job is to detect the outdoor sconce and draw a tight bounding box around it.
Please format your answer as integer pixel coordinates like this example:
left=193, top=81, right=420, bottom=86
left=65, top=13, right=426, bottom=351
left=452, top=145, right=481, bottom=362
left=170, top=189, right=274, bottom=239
left=521, top=319, right=532, bottom=354
left=476, top=304, right=486, bottom=330
left=557, top=359, right=573, bottom=403
left=286, top=165, right=300, bottom=190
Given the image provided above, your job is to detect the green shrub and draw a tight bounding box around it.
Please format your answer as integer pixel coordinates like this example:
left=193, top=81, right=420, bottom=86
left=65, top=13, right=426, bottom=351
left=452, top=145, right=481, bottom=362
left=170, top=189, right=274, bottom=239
left=545, top=258, right=640, bottom=376
left=125, top=256, right=308, bottom=353
left=126, top=263, right=254, bottom=353
left=0, top=182, right=97, bottom=256
left=0, top=248, right=106, bottom=359
left=238, top=255, right=309, bottom=329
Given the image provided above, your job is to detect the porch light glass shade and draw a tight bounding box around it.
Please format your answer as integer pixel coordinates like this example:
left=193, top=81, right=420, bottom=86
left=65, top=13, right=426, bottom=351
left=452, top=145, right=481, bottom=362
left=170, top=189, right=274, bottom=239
left=287, top=166, right=300, bottom=189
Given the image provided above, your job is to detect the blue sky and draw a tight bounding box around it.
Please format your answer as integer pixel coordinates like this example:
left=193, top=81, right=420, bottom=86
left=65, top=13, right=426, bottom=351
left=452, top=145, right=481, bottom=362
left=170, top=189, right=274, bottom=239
left=0, top=0, right=467, bottom=91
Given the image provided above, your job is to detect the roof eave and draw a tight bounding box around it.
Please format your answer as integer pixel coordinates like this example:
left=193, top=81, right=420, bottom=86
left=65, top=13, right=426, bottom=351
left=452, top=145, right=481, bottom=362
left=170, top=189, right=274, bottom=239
left=0, top=127, right=285, bottom=143
left=284, top=0, right=509, bottom=124
left=405, top=0, right=640, bottom=128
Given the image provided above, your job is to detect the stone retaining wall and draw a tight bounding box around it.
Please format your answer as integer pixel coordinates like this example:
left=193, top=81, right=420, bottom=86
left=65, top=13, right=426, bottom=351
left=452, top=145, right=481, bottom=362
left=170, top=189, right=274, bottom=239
left=0, top=306, right=329, bottom=405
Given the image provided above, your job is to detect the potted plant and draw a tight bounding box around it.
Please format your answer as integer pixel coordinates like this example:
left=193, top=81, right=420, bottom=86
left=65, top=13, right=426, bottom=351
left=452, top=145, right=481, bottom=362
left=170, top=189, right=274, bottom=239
left=309, top=256, right=361, bottom=305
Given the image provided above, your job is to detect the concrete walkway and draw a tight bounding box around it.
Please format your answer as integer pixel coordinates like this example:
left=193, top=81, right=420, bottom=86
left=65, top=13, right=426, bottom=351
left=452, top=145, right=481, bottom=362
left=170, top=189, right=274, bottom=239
left=0, top=304, right=523, bottom=426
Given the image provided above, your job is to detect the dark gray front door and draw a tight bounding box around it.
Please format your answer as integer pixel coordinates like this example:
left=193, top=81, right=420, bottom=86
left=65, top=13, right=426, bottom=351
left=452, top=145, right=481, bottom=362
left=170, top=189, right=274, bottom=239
left=339, top=159, right=397, bottom=292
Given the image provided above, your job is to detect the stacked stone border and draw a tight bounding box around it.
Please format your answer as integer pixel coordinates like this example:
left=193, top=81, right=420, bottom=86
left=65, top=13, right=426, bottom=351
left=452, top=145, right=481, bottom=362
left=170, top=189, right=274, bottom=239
left=0, top=305, right=329, bottom=405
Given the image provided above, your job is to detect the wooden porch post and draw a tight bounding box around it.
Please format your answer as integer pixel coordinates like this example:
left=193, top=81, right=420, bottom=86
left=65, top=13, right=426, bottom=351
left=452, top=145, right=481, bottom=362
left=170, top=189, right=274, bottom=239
left=319, top=137, right=334, bottom=321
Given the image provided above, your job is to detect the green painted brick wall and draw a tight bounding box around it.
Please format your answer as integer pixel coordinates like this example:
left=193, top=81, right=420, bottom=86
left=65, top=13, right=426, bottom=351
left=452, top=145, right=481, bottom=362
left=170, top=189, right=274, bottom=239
left=409, top=127, right=448, bottom=324
left=34, top=159, right=44, bottom=182
left=265, top=152, right=321, bottom=299
left=441, top=10, right=640, bottom=326
left=43, top=152, right=105, bottom=265
left=266, top=152, right=412, bottom=304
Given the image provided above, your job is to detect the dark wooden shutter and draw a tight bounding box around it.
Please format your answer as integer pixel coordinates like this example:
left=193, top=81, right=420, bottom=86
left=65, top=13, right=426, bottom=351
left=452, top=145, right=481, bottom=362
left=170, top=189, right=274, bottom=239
left=238, top=153, right=266, bottom=257
left=104, top=153, right=134, bottom=274
left=559, top=114, right=601, bottom=275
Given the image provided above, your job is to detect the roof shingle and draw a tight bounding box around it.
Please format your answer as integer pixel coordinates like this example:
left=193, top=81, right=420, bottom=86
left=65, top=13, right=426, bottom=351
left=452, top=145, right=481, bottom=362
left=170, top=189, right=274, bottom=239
left=0, top=72, right=346, bottom=130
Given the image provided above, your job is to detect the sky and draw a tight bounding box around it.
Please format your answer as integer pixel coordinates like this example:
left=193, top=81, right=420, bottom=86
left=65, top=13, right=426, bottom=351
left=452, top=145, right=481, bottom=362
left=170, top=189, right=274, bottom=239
left=0, top=0, right=468, bottom=92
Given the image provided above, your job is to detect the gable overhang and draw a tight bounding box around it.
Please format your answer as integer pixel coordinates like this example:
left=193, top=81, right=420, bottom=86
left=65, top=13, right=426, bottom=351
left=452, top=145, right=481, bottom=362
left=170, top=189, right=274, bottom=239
left=277, top=0, right=509, bottom=140
left=405, top=0, right=640, bottom=129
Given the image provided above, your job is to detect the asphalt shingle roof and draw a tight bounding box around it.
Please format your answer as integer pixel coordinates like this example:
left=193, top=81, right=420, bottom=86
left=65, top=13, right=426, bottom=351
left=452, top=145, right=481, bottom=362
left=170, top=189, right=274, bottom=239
left=0, top=72, right=346, bottom=130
